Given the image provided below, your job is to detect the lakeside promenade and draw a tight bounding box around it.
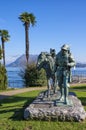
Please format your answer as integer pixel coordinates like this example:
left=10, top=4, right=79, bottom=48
left=0, top=87, right=46, bottom=100
left=0, top=83, right=86, bottom=100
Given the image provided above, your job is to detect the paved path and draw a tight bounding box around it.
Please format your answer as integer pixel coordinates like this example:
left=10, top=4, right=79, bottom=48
left=0, top=87, right=46, bottom=100
left=0, top=83, right=86, bottom=100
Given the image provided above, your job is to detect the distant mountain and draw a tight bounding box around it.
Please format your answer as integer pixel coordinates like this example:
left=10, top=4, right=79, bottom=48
left=76, top=62, right=86, bottom=68
left=6, top=54, right=86, bottom=68
left=6, top=54, right=21, bottom=64
left=6, top=54, right=38, bottom=67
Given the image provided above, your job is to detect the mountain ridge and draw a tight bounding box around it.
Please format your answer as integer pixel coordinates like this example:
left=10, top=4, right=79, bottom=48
left=6, top=54, right=86, bottom=68
left=6, top=54, right=38, bottom=67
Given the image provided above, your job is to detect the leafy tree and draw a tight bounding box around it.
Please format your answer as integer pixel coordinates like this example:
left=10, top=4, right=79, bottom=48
left=19, top=12, right=36, bottom=64
left=21, top=63, right=47, bottom=87
left=0, top=46, right=7, bottom=90
left=0, top=30, right=10, bottom=66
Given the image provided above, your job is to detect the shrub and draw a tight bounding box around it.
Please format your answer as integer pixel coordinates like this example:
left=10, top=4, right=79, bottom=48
left=21, top=63, right=47, bottom=87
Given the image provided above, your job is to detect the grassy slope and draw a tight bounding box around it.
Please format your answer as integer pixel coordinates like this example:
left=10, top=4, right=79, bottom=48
left=0, top=85, right=86, bottom=130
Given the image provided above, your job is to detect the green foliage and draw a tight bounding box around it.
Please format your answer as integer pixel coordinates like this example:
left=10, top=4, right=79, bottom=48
left=19, top=12, right=36, bottom=26
left=0, top=45, right=8, bottom=90
left=21, top=63, right=47, bottom=87
left=0, top=63, right=8, bottom=89
left=0, top=29, right=10, bottom=42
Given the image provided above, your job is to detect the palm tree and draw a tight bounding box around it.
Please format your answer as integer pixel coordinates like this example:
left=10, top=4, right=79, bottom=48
left=0, top=30, right=10, bottom=66
left=19, top=12, right=36, bottom=64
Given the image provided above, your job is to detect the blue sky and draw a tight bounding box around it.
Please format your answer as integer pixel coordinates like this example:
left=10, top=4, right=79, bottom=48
left=0, top=0, right=86, bottom=63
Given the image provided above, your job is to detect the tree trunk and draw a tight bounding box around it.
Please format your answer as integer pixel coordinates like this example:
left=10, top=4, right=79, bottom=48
left=25, top=23, right=29, bottom=65
left=1, top=38, right=5, bottom=66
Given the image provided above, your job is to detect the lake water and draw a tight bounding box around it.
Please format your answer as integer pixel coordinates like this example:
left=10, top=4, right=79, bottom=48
left=6, top=67, right=86, bottom=88
left=6, top=67, right=24, bottom=88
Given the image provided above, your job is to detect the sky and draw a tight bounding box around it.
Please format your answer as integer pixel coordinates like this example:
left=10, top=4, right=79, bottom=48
left=0, top=0, right=86, bottom=63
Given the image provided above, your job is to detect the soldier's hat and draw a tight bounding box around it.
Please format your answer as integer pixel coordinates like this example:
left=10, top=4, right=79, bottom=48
left=61, top=44, right=70, bottom=51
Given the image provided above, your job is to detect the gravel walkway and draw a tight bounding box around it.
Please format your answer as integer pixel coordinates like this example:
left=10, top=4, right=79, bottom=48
left=0, top=87, right=46, bottom=100
left=0, top=83, right=86, bottom=100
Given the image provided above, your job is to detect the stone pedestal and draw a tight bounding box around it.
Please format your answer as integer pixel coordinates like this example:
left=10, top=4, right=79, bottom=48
left=24, top=90, right=86, bottom=122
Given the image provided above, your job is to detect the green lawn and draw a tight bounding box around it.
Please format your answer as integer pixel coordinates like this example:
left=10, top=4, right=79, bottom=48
left=0, top=85, right=86, bottom=130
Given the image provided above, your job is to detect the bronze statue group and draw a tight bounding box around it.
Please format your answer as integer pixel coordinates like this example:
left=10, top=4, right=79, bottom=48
left=37, top=44, right=75, bottom=105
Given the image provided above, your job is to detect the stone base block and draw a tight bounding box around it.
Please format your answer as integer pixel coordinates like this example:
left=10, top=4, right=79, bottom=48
left=24, top=91, right=86, bottom=122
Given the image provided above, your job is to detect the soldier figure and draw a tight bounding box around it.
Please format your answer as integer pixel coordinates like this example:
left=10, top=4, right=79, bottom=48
left=50, top=49, right=58, bottom=93
left=55, top=44, right=75, bottom=104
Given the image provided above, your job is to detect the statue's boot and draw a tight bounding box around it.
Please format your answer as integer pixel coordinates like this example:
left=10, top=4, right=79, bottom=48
left=59, top=87, right=64, bottom=101
left=64, top=97, right=69, bottom=104
left=64, top=86, right=69, bottom=104
left=47, top=89, right=51, bottom=98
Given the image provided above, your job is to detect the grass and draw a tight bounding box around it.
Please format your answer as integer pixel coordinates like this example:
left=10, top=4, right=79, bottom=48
left=0, top=85, right=86, bottom=130
left=70, top=84, right=86, bottom=90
